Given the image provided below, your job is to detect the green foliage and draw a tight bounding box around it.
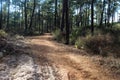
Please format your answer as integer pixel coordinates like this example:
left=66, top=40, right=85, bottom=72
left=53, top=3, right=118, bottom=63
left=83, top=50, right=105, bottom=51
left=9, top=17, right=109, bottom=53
left=112, top=23, right=120, bottom=32
left=75, top=37, right=86, bottom=49
left=70, top=28, right=79, bottom=44
left=0, top=30, right=8, bottom=37
left=52, top=29, right=63, bottom=42
left=70, top=27, right=86, bottom=44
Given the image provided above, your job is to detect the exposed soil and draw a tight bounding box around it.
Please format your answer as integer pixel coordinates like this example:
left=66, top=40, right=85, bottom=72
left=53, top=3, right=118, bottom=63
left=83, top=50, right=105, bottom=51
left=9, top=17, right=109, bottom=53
left=26, top=33, right=120, bottom=80
left=0, top=33, right=120, bottom=80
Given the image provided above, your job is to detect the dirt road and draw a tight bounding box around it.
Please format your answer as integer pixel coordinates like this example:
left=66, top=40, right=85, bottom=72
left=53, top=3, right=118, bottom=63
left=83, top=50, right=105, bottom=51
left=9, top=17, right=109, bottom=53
left=26, top=33, right=119, bottom=80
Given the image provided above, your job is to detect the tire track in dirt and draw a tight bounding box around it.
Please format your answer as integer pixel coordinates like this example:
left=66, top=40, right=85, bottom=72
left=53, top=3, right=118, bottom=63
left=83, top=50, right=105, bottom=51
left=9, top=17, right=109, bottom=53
left=26, top=33, right=118, bottom=80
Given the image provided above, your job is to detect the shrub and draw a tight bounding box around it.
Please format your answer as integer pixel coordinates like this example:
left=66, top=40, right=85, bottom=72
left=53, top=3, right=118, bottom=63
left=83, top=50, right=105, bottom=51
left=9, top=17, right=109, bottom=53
left=70, top=28, right=78, bottom=44
left=52, top=29, right=63, bottom=42
left=75, top=37, right=86, bottom=49
left=0, top=30, right=8, bottom=38
left=75, top=34, right=113, bottom=55
left=70, top=27, right=86, bottom=44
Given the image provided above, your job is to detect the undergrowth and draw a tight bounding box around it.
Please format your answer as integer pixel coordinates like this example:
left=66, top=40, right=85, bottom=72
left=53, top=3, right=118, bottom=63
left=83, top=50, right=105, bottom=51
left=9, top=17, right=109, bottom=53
left=52, top=29, right=63, bottom=42
left=52, top=24, right=120, bottom=57
left=0, top=30, right=8, bottom=38
left=75, top=34, right=114, bottom=56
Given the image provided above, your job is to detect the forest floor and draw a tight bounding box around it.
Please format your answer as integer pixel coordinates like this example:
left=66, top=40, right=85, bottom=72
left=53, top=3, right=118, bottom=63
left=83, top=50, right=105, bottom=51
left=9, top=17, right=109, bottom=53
left=0, top=33, right=120, bottom=80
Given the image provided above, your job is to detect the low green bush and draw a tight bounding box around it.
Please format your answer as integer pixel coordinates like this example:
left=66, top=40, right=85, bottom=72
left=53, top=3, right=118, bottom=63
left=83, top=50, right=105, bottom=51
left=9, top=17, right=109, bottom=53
left=75, top=37, right=86, bottom=49
left=70, top=28, right=79, bottom=44
left=0, top=30, right=8, bottom=38
left=52, top=29, right=63, bottom=42
left=70, top=27, right=86, bottom=44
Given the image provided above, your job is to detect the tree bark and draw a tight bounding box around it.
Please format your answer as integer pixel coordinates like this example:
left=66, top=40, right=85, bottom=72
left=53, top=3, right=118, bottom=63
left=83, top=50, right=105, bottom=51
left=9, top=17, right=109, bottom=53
left=99, top=0, right=105, bottom=26
left=24, top=0, right=28, bottom=34
left=54, top=0, right=58, bottom=29
left=7, top=0, right=10, bottom=30
left=0, top=0, right=2, bottom=29
left=38, top=9, right=41, bottom=34
left=61, top=0, right=65, bottom=32
left=91, top=0, right=94, bottom=36
left=107, top=0, right=111, bottom=26
left=61, top=0, right=70, bottom=44
left=28, top=0, right=36, bottom=34
left=65, top=0, right=69, bottom=44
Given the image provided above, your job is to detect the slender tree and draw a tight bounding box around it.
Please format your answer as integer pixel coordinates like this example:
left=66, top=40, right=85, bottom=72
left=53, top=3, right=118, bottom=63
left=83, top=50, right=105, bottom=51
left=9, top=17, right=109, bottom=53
left=99, top=0, right=106, bottom=26
left=24, top=0, right=28, bottom=34
left=28, top=0, right=36, bottom=34
left=61, top=0, right=65, bottom=32
left=0, top=0, right=2, bottom=29
left=91, top=0, right=94, bottom=36
left=54, top=0, right=58, bottom=29
left=7, top=0, right=10, bottom=30
left=107, top=0, right=111, bottom=26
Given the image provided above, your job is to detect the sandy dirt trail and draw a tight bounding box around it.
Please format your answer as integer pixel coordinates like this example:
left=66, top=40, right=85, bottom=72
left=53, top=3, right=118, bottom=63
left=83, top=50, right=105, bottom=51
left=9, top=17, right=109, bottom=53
left=26, top=33, right=119, bottom=80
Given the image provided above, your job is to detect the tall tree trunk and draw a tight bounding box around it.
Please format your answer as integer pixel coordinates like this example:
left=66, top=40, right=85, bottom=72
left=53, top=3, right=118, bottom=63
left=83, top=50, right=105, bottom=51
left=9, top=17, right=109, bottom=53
left=107, top=0, right=111, bottom=26
left=21, top=7, right=25, bottom=26
left=111, top=13, right=114, bottom=27
left=0, top=0, right=2, bottom=29
left=61, top=0, right=69, bottom=44
left=14, top=2, right=17, bottom=28
left=79, top=5, right=82, bottom=27
left=91, top=0, right=94, bottom=36
left=58, top=1, right=61, bottom=28
left=41, top=12, right=44, bottom=33
left=7, top=0, right=10, bottom=30
left=105, top=9, right=107, bottom=27
left=61, top=0, right=65, bottom=32
left=65, top=0, right=69, bottom=44
left=28, top=0, right=36, bottom=34
left=24, top=0, right=28, bottom=34
left=54, top=0, right=58, bottom=29
left=38, top=9, right=41, bottom=34
left=85, top=5, right=87, bottom=27
left=87, top=4, right=90, bottom=26
left=99, top=0, right=105, bottom=26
